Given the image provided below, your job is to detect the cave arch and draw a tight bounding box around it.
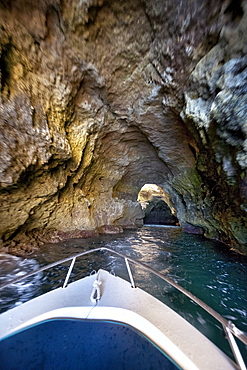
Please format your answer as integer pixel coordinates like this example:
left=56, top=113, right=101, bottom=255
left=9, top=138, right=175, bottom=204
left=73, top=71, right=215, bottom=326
left=137, top=184, right=179, bottom=226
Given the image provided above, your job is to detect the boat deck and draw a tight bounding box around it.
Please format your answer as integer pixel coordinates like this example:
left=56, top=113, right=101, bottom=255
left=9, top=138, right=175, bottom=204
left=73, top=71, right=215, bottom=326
left=0, top=269, right=236, bottom=370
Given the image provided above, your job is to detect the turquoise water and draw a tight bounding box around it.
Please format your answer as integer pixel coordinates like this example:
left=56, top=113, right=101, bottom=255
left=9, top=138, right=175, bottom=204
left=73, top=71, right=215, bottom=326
left=0, top=226, right=247, bottom=361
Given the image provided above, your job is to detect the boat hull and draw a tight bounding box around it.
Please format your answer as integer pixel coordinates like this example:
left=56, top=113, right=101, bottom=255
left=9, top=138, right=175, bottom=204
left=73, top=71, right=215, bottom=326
left=0, top=269, right=236, bottom=370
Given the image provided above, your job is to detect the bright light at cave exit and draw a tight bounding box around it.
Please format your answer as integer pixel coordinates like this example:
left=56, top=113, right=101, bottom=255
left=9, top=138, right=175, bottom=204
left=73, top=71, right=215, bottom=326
left=137, top=184, right=173, bottom=209
left=137, top=184, right=179, bottom=226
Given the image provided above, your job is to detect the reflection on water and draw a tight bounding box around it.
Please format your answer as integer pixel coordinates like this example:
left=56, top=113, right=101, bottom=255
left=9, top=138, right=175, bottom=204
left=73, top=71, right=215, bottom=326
left=0, top=226, right=247, bottom=361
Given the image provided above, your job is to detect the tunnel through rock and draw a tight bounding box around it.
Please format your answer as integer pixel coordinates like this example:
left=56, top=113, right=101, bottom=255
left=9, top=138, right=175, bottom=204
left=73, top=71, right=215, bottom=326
left=0, top=0, right=246, bottom=254
left=138, top=184, right=179, bottom=226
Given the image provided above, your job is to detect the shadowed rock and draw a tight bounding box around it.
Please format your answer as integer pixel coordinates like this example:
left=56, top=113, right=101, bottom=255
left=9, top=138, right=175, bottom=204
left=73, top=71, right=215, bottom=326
left=144, top=198, right=178, bottom=226
left=0, top=0, right=246, bottom=254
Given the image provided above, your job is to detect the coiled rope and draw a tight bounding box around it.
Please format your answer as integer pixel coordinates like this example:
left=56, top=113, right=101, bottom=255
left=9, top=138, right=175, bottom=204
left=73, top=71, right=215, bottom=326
left=90, top=276, right=102, bottom=303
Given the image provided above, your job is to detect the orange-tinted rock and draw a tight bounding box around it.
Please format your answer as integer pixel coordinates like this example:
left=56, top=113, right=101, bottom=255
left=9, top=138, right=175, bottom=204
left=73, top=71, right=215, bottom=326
left=0, top=0, right=246, bottom=254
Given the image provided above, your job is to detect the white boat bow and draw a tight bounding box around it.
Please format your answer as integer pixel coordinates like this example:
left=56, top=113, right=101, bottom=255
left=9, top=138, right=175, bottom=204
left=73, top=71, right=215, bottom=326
left=0, top=247, right=246, bottom=370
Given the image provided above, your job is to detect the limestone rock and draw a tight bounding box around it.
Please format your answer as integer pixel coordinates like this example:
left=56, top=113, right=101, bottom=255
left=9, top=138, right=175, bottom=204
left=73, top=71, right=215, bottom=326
left=0, top=0, right=246, bottom=254
left=182, top=0, right=247, bottom=252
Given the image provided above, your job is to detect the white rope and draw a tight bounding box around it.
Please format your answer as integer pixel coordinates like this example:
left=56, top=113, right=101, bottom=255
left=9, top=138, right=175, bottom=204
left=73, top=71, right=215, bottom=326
left=90, top=279, right=102, bottom=302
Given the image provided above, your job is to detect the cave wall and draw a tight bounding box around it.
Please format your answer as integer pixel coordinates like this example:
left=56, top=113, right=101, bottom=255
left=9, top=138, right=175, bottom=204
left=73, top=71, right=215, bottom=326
left=0, top=0, right=246, bottom=254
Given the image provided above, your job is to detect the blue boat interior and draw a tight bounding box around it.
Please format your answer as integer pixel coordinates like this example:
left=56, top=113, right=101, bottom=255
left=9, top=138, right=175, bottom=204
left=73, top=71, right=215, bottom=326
left=0, top=319, right=180, bottom=370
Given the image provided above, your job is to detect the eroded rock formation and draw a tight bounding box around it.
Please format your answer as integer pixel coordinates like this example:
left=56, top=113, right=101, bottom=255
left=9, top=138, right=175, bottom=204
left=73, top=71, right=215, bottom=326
left=0, top=0, right=246, bottom=254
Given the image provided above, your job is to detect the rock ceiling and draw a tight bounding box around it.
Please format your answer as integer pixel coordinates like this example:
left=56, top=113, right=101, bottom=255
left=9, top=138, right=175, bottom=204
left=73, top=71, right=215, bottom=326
left=0, top=0, right=246, bottom=254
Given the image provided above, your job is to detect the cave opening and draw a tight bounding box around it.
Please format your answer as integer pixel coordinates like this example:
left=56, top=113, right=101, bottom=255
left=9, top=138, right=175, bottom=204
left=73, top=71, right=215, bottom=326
left=137, top=184, right=179, bottom=226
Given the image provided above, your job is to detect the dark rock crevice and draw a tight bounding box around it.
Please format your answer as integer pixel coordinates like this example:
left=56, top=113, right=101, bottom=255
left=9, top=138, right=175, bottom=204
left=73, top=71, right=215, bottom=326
left=143, top=199, right=178, bottom=226
left=0, top=42, right=12, bottom=95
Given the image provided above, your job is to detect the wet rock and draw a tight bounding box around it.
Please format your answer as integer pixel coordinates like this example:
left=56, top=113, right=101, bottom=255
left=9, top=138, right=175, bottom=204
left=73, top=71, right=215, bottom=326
left=97, top=225, right=123, bottom=235
left=182, top=223, right=204, bottom=235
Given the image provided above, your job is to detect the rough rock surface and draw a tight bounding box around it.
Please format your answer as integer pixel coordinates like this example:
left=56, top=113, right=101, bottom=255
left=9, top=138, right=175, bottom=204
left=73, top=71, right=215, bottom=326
left=0, top=0, right=246, bottom=254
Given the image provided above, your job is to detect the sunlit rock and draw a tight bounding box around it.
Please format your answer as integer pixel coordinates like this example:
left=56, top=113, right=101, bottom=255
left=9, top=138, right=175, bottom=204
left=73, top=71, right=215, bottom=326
left=0, top=0, right=246, bottom=254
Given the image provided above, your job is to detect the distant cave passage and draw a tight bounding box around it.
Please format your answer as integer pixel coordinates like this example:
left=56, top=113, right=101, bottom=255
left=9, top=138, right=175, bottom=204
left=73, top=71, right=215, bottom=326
left=138, top=184, right=179, bottom=226
left=143, top=200, right=179, bottom=225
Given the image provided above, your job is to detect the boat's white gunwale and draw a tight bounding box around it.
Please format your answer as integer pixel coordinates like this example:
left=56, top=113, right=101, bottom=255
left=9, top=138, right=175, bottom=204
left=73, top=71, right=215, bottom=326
left=0, top=269, right=237, bottom=370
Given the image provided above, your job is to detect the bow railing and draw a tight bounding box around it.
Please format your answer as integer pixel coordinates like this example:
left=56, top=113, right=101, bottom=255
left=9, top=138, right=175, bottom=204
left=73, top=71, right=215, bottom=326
left=0, top=247, right=246, bottom=369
